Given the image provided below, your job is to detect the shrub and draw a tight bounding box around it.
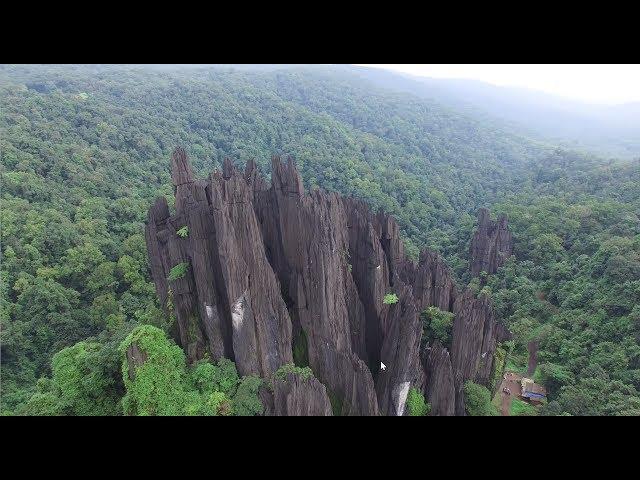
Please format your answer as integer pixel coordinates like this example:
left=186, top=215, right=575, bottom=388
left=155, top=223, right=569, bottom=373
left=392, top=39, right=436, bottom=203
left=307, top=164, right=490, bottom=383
left=383, top=293, right=399, bottom=305
left=232, top=376, right=264, bottom=416
left=406, top=387, right=431, bottom=416
left=205, top=391, right=232, bottom=416
left=463, top=381, right=499, bottom=416
left=190, top=361, right=218, bottom=395
left=177, top=226, right=189, bottom=238
left=274, top=363, right=313, bottom=382
left=16, top=392, right=63, bottom=416
left=210, top=358, right=240, bottom=395
left=119, top=325, right=189, bottom=416
left=167, top=262, right=189, bottom=281
left=421, top=306, right=455, bottom=347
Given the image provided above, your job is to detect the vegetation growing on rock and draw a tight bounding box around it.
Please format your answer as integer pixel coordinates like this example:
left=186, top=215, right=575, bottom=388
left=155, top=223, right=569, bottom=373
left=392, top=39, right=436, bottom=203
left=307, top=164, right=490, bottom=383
left=167, top=262, right=189, bottom=282
left=406, top=387, right=431, bottom=416
left=273, top=363, right=314, bottom=383
left=421, top=306, right=455, bottom=348
left=383, top=293, right=399, bottom=305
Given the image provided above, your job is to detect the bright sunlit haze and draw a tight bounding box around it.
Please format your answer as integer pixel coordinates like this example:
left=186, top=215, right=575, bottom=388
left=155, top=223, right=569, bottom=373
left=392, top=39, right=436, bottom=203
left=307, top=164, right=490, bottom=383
left=357, top=64, right=640, bottom=105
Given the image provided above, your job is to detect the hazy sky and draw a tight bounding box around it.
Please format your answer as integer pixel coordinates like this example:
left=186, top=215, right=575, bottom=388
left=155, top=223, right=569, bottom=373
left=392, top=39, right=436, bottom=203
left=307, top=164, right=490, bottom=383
left=357, top=64, right=640, bottom=105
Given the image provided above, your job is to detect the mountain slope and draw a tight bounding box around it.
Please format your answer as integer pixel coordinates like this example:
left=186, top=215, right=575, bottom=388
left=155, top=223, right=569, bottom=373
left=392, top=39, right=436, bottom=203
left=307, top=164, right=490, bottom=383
left=346, top=65, right=640, bottom=160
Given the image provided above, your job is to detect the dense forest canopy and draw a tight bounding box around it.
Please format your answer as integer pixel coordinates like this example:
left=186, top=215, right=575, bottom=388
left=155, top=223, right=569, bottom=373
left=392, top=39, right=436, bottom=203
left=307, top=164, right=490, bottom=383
left=1, top=64, right=639, bottom=415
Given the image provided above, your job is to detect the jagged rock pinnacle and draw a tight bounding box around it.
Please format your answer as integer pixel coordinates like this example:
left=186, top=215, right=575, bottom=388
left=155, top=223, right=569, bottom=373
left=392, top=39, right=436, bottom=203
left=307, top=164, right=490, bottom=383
left=144, top=148, right=509, bottom=415
left=171, top=146, right=194, bottom=186
left=470, top=207, right=513, bottom=276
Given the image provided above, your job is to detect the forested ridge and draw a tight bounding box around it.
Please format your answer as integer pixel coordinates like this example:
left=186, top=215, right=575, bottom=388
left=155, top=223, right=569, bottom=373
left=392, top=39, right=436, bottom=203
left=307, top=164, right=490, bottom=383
left=1, top=64, right=638, bottom=415
left=345, top=65, right=640, bottom=161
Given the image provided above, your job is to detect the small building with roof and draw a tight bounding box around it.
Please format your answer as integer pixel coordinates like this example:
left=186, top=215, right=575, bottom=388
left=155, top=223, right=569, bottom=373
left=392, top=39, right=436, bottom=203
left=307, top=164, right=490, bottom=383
left=519, top=377, right=547, bottom=405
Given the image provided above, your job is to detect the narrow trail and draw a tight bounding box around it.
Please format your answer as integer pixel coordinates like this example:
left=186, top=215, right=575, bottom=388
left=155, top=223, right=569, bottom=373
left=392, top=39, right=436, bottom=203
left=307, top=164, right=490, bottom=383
left=495, top=372, right=522, bottom=416
left=497, top=344, right=538, bottom=415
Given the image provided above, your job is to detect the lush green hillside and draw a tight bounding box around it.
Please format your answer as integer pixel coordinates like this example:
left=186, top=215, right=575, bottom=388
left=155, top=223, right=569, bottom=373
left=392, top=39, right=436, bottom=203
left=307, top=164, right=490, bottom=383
left=347, top=65, right=640, bottom=160
left=1, top=64, right=638, bottom=415
left=485, top=155, right=640, bottom=415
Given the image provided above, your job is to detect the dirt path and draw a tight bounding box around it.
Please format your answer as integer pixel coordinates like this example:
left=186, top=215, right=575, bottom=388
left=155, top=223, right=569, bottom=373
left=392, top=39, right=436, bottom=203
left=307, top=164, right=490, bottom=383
left=495, top=372, right=522, bottom=416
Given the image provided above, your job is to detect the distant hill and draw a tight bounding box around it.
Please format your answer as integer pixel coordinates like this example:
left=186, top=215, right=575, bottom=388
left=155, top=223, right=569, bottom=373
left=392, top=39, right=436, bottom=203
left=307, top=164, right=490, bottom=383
left=343, top=65, right=640, bottom=160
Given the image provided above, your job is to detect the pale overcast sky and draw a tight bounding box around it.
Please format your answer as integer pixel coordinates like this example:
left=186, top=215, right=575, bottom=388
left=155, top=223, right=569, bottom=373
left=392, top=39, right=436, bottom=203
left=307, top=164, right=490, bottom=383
left=357, top=64, right=640, bottom=105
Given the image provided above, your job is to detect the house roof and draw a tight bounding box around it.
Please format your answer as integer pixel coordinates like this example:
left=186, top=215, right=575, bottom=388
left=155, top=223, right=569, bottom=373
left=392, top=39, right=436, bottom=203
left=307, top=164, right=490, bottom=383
left=522, top=391, right=546, bottom=400
left=521, top=378, right=547, bottom=396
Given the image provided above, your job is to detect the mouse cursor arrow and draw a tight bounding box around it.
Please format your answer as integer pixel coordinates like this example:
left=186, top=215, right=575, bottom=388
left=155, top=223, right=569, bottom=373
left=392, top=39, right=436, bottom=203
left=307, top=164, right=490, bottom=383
left=380, top=362, right=386, bottom=371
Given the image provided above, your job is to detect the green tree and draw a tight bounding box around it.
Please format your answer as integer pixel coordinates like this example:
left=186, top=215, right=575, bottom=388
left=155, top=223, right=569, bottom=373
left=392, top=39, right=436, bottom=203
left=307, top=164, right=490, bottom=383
left=463, top=381, right=499, bottom=416
left=120, top=325, right=189, bottom=416
left=421, top=306, right=455, bottom=348
left=406, top=387, right=430, bottom=416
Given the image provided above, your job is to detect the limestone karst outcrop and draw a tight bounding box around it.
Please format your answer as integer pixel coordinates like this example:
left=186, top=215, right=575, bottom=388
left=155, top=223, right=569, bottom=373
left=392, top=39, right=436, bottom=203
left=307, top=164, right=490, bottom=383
left=143, top=147, right=509, bottom=416
left=469, top=207, right=513, bottom=276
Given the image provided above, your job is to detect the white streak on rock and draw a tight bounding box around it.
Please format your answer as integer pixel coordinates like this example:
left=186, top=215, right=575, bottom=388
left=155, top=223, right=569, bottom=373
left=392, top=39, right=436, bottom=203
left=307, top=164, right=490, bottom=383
left=231, top=295, right=245, bottom=331
left=393, top=381, right=411, bottom=416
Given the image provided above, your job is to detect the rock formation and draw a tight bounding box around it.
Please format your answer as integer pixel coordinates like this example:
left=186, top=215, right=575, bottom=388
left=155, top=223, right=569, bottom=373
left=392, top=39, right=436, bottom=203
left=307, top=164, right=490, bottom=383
left=401, top=249, right=458, bottom=312
left=261, top=371, right=333, bottom=416
left=145, top=148, right=509, bottom=416
left=449, top=290, right=502, bottom=415
left=422, top=342, right=455, bottom=416
left=375, top=284, right=422, bottom=416
left=124, top=342, right=148, bottom=382
left=469, top=207, right=513, bottom=276
left=145, top=148, right=293, bottom=378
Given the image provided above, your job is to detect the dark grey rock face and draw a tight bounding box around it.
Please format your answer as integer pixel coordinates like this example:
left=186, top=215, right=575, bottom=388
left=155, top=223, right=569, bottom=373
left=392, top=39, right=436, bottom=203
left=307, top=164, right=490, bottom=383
left=470, top=207, right=513, bottom=276
left=263, top=372, right=333, bottom=416
left=125, top=343, right=148, bottom=382
left=449, top=290, right=507, bottom=415
left=401, top=249, right=458, bottom=313
left=250, top=158, right=378, bottom=415
left=145, top=148, right=509, bottom=416
left=375, top=283, right=423, bottom=416
left=343, top=199, right=391, bottom=374
left=146, top=150, right=293, bottom=378
left=422, top=342, right=456, bottom=416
